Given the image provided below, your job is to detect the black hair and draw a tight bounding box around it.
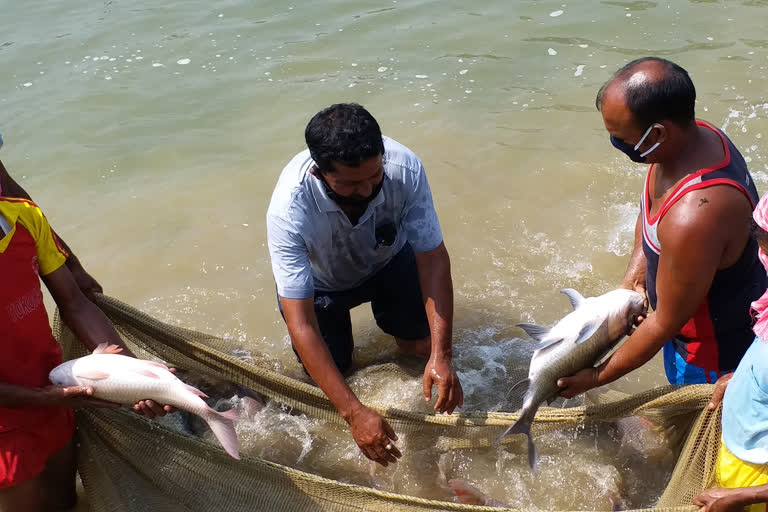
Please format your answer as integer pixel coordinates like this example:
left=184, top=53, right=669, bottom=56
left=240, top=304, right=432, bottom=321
left=304, top=103, right=385, bottom=174
left=752, top=218, right=768, bottom=248
left=595, top=57, right=696, bottom=128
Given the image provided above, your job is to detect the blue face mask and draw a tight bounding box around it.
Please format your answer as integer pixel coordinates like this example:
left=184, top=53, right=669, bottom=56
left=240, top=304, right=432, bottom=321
left=610, top=124, right=660, bottom=163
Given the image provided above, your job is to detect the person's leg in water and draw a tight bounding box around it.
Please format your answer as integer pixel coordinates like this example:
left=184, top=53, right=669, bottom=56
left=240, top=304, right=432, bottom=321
left=370, top=243, right=432, bottom=358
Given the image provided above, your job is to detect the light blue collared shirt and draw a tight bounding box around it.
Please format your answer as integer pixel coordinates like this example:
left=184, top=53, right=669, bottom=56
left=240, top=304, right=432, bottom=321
left=722, top=336, right=768, bottom=464
left=266, top=136, right=443, bottom=299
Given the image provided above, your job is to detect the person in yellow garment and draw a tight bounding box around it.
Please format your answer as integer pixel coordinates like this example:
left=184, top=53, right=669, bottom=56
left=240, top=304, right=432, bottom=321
left=0, top=198, right=174, bottom=512
left=693, top=193, right=768, bottom=512
left=0, top=132, right=102, bottom=299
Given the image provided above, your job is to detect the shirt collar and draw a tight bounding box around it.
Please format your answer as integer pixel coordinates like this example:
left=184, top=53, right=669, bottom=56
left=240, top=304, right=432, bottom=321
left=308, top=165, right=387, bottom=219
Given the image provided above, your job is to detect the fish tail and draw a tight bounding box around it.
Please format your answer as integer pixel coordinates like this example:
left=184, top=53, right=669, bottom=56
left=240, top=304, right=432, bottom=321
left=205, top=408, right=240, bottom=460
left=495, top=409, right=539, bottom=473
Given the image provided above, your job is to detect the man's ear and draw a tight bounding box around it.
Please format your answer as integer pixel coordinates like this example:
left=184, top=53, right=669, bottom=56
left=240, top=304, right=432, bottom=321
left=654, top=123, right=667, bottom=144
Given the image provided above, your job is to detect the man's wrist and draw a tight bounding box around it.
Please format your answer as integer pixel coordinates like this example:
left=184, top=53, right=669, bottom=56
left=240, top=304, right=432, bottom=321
left=431, top=349, right=452, bottom=361
left=594, top=363, right=610, bottom=386
left=738, top=486, right=766, bottom=506
left=339, top=399, right=365, bottom=423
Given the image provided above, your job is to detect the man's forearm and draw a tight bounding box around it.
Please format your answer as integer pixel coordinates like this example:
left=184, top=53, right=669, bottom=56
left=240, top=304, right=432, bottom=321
left=0, top=382, right=51, bottom=408
left=289, top=323, right=363, bottom=420
left=58, top=295, right=127, bottom=353
left=416, top=245, right=454, bottom=358
left=596, top=313, right=671, bottom=385
left=731, top=484, right=768, bottom=507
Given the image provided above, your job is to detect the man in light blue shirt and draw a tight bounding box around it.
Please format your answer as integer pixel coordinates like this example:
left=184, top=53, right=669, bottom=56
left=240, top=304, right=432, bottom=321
left=267, top=103, right=463, bottom=467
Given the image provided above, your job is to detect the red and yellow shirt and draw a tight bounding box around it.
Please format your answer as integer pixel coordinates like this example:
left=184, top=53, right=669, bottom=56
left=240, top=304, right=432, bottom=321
left=0, top=198, right=68, bottom=432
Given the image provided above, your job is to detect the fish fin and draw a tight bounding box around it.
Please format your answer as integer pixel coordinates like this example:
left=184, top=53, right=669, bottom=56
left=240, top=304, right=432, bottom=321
left=205, top=408, right=240, bottom=459
left=144, top=360, right=171, bottom=371
left=560, top=288, right=586, bottom=310
left=516, top=323, right=550, bottom=342
left=448, top=479, right=487, bottom=506
left=503, top=378, right=531, bottom=405
left=575, top=319, right=602, bottom=345
left=183, top=383, right=209, bottom=398
left=93, top=343, right=123, bottom=355
left=215, top=408, right=239, bottom=421
left=528, top=431, right=539, bottom=474
left=75, top=370, right=110, bottom=380
left=133, top=368, right=161, bottom=379
left=495, top=410, right=539, bottom=473
left=494, top=409, right=530, bottom=445
left=241, top=396, right=264, bottom=419
left=532, top=338, right=564, bottom=352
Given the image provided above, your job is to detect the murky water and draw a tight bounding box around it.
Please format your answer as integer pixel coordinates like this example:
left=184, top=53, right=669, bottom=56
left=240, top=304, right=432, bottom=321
left=4, top=0, right=768, bottom=508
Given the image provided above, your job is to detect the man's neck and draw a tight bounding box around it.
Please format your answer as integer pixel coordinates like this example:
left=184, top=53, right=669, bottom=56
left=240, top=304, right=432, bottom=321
left=341, top=205, right=366, bottom=225
left=656, top=123, right=709, bottom=182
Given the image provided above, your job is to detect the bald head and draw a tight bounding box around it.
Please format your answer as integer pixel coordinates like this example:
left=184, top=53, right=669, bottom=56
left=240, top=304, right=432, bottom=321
left=596, top=57, right=696, bottom=129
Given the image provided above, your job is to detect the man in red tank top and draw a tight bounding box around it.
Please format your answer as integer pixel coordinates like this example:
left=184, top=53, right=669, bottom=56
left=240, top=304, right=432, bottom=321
left=558, top=57, right=763, bottom=396
left=0, top=198, right=173, bottom=512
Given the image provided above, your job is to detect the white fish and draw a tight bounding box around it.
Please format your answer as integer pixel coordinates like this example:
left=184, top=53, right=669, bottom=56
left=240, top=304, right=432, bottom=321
left=49, top=344, right=240, bottom=459
left=496, top=288, right=646, bottom=471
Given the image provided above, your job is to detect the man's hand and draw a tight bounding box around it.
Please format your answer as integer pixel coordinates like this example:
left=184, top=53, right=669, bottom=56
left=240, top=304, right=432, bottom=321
left=347, top=405, right=401, bottom=466
left=693, top=488, right=745, bottom=512
left=557, top=367, right=600, bottom=399
left=69, top=266, right=103, bottom=301
left=621, top=281, right=648, bottom=329
left=708, top=373, right=734, bottom=410
left=423, top=355, right=463, bottom=414
left=42, top=385, right=120, bottom=409
left=133, top=400, right=175, bottom=418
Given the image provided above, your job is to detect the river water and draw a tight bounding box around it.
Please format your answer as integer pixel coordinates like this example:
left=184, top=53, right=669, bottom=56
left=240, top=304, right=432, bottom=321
left=3, top=0, right=768, bottom=509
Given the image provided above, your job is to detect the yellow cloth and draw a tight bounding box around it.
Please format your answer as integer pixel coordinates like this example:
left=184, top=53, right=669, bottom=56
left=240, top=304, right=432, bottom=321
left=0, top=198, right=68, bottom=275
left=716, top=438, right=768, bottom=512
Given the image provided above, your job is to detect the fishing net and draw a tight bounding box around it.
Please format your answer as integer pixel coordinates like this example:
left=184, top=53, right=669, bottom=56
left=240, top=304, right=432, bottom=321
left=54, top=294, right=720, bottom=512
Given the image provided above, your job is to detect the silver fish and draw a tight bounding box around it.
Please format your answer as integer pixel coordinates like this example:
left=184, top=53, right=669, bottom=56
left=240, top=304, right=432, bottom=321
left=496, top=288, right=646, bottom=471
left=49, top=344, right=240, bottom=459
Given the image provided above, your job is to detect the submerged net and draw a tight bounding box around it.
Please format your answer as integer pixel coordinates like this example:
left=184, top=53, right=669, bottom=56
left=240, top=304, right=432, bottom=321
left=54, top=295, right=720, bottom=512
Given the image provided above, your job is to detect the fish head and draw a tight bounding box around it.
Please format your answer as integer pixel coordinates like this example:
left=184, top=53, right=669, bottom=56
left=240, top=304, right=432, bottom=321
left=48, top=360, right=78, bottom=386
left=606, top=289, right=647, bottom=337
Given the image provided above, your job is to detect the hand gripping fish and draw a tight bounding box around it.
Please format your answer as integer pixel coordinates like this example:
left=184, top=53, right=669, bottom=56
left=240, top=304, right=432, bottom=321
left=49, top=344, right=240, bottom=459
left=496, top=288, right=646, bottom=471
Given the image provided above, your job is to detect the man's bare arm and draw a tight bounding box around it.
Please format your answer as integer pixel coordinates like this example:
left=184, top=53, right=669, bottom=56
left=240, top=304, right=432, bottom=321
left=622, top=213, right=647, bottom=294
left=280, top=296, right=400, bottom=466
left=596, top=188, right=740, bottom=384
left=414, top=242, right=463, bottom=413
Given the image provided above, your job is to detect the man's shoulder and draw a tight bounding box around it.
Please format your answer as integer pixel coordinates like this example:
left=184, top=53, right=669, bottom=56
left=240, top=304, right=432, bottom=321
left=660, top=185, right=751, bottom=242
left=267, top=149, right=314, bottom=222
left=383, top=136, right=424, bottom=175
left=0, top=197, right=44, bottom=229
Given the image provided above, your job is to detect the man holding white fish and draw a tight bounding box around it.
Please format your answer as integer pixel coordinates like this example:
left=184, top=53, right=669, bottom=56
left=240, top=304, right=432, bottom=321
left=267, top=103, right=463, bottom=467
left=0, top=196, right=173, bottom=512
left=557, top=57, right=766, bottom=396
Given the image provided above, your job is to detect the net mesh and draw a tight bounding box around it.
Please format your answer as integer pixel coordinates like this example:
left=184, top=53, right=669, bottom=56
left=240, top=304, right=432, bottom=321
left=55, top=294, right=721, bottom=512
